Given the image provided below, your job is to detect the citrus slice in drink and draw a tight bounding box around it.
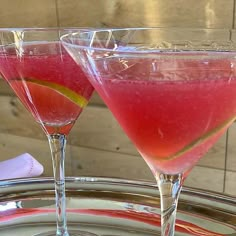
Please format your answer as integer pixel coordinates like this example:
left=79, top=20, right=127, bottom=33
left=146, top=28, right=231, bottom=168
left=166, top=115, right=236, bottom=161
left=25, top=78, right=88, bottom=108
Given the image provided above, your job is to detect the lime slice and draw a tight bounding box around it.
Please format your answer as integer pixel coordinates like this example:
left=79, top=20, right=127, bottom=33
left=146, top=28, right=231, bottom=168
left=165, top=115, right=236, bottom=161
left=25, top=78, right=88, bottom=108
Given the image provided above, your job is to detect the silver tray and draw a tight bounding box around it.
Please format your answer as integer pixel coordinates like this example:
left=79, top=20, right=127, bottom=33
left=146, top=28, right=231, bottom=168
left=0, top=177, right=235, bottom=235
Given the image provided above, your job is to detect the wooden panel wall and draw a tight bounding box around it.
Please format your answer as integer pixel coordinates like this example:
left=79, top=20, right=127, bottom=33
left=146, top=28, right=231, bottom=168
left=0, top=0, right=235, bottom=196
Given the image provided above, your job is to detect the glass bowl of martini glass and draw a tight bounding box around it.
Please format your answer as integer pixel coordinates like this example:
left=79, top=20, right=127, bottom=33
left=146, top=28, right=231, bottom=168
left=61, top=28, right=236, bottom=236
left=0, top=28, right=94, bottom=236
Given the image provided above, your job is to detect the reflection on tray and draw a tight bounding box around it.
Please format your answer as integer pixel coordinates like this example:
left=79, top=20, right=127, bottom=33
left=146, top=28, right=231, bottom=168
left=0, top=207, right=233, bottom=236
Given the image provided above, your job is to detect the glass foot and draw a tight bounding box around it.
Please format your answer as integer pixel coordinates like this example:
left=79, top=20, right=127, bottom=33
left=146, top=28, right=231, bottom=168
left=35, top=230, right=98, bottom=236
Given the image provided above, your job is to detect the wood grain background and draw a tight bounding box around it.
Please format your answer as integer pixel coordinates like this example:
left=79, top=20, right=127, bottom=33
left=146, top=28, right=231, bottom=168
left=0, top=0, right=235, bottom=196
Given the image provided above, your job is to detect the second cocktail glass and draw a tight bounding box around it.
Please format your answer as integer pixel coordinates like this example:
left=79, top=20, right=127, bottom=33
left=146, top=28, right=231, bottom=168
left=0, top=28, right=94, bottom=236
left=62, top=28, right=236, bottom=235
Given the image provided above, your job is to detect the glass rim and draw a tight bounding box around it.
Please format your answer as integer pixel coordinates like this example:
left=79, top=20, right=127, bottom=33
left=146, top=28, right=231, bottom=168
left=61, top=27, right=236, bottom=54
left=0, top=27, right=92, bottom=32
left=0, top=27, right=92, bottom=50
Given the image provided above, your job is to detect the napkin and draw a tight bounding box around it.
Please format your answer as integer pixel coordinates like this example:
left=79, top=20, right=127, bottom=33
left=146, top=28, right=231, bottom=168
left=0, top=153, right=44, bottom=180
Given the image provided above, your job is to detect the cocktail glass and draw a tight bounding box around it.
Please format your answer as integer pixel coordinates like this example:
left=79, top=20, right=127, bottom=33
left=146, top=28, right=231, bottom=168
left=61, top=28, right=236, bottom=235
left=0, top=28, right=94, bottom=236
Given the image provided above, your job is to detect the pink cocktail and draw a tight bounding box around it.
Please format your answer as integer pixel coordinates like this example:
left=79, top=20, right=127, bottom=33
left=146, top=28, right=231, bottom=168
left=0, top=42, right=93, bottom=135
left=61, top=28, right=236, bottom=236
left=0, top=29, right=94, bottom=236
left=93, top=58, right=236, bottom=174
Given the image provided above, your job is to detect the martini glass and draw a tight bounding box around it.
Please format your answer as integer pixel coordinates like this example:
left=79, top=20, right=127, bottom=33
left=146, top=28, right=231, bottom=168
left=0, top=28, right=94, bottom=236
left=61, top=28, right=236, bottom=235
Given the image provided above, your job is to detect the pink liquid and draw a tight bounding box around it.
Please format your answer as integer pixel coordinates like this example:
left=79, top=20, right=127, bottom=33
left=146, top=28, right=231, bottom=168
left=0, top=42, right=94, bottom=135
left=91, top=57, right=236, bottom=174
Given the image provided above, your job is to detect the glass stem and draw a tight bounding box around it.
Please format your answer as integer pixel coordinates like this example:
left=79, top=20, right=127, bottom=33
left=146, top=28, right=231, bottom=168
left=156, top=173, right=183, bottom=236
left=48, top=134, right=69, bottom=236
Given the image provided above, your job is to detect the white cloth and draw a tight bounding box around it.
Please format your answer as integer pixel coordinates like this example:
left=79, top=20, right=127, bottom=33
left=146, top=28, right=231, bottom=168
left=0, top=153, right=44, bottom=180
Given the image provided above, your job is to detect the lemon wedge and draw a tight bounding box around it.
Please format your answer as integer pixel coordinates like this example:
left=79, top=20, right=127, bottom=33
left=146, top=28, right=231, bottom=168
left=165, top=115, right=236, bottom=161
left=25, top=78, right=88, bottom=108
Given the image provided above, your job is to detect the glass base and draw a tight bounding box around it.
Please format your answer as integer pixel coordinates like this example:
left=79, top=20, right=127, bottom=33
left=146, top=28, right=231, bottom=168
left=35, top=230, right=98, bottom=236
